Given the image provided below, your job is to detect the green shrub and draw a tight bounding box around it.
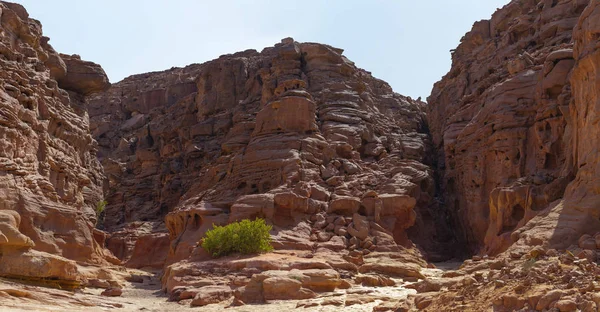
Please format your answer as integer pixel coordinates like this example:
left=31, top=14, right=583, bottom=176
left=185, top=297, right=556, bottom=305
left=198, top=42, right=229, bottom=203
left=201, top=218, right=273, bottom=257
left=96, top=200, right=107, bottom=216
left=95, top=200, right=107, bottom=228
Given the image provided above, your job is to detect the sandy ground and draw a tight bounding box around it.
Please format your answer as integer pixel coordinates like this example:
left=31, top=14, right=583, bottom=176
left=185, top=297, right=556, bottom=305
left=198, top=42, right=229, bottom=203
left=0, top=274, right=184, bottom=312
left=0, top=263, right=465, bottom=312
left=0, top=277, right=413, bottom=312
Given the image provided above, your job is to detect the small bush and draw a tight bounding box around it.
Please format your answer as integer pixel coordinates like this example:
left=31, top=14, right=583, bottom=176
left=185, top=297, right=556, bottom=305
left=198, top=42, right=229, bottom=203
left=95, top=200, right=107, bottom=228
left=201, top=218, right=273, bottom=257
left=96, top=200, right=107, bottom=215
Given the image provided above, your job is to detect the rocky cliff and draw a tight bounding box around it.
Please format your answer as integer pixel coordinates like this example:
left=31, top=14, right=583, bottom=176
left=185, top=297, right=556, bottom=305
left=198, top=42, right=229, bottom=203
left=428, top=0, right=599, bottom=255
left=2, top=0, right=600, bottom=310
left=565, top=0, right=600, bottom=243
left=88, top=37, right=458, bottom=274
left=0, top=1, right=115, bottom=286
left=420, top=1, right=600, bottom=309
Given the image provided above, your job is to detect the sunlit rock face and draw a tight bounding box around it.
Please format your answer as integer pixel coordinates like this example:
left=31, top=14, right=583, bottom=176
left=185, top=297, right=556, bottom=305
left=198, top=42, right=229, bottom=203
left=0, top=1, right=109, bottom=266
left=88, top=37, right=453, bottom=268
left=565, top=0, right=600, bottom=234
left=428, top=0, right=600, bottom=255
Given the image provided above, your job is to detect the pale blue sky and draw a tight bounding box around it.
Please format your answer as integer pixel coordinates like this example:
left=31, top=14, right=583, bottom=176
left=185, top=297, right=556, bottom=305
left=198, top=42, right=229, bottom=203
left=15, top=1, right=508, bottom=99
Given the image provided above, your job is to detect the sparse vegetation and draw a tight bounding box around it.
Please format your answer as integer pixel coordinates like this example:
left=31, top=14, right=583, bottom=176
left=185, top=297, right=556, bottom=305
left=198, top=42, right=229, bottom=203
left=522, top=257, right=537, bottom=271
left=96, top=200, right=107, bottom=216
left=95, top=200, right=107, bottom=227
left=201, top=218, right=273, bottom=257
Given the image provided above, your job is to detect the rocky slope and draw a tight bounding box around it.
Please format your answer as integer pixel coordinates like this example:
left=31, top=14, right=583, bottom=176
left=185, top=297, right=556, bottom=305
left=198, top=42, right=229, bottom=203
left=1, top=0, right=600, bottom=311
left=87, top=36, right=462, bottom=297
left=0, top=0, right=118, bottom=287
left=428, top=0, right=599, bottom=256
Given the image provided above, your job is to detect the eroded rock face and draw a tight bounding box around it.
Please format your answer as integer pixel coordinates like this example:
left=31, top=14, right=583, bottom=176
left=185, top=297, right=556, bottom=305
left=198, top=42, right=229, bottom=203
left=3, top=0, right=600, bottom=310
left=89, top=38, right=448, bottom=270
left=565, top=0, right=600, bottom=236
left=508, top=0, right=600, bottom=252
left=0, top=1, right=109, bottom=264
left=0, top=209, right=80, bottom=288
left=428, top=0, right=594, bottom=255
left=57, top=53, right=110, bottom=95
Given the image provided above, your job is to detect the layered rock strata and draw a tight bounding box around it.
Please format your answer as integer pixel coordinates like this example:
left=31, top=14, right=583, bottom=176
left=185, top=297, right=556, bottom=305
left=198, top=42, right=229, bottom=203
left=1, top=0, right=600, bottom=310
left=89, top=38, right=447, bottom=276
left=0, top=1, right=112, bottom=283
left=428, top=0, right=598, bottom=255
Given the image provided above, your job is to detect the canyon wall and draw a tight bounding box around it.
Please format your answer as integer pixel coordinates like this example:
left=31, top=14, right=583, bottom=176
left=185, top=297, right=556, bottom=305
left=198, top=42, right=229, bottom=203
left=2, top=0, right=597, bottom=289
left=0, top=1, right=114, bottom=284
left=429, top=0, right=600, bottom=255
left=1, top=0, right=600, bottom=309
left=566, top=0, right=600, bottom=235
left=88, top=38, right=460, bottom=270
left=514, top=0, right=600, bottom=251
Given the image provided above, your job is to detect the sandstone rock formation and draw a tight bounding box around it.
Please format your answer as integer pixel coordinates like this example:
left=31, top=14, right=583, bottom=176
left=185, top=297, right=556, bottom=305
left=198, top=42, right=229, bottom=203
left=564, top=0, right=600, bottom=242
left=0, top=0, right=113, bottom=283
left=428, top=0, right=599, bottom=256
left=3, top=0, right=600, bottom=310
left=0, top=210, right=79, bottom=288
left=501, top=0, right=600, bottom=256
left=89, top=38, right=454, bottom=271
left=414, top=241, right=600, bottom=312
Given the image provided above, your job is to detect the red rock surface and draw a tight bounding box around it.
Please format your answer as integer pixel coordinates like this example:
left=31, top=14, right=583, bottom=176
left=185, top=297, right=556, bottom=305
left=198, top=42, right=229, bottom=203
left=0, top=0, right=113, bottom=285
left=565, top=0, right=600, bottom=240
left=2, top=0, right=600, bottom=310
left=89, top=38, right=455, bottom=268
left=427, top=0, right=599, bottom=255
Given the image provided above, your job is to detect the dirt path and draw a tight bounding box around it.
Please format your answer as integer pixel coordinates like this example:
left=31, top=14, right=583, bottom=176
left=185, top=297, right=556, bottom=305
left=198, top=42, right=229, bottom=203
left=0, top=274, right=184, bottom=312
left=0, top=264, right=471, bottom=312
left=0, top=276, right=416, bottom=312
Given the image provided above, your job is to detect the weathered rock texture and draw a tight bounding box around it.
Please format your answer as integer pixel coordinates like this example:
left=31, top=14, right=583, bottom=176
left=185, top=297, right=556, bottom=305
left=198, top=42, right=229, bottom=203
left=428, top=0, right=600, bottom=256
left=0, top=0, right=112, bottom=282
left=2, top=0, right=600, bottom=310
left=88, top=38, right=452, bottom=270
left=565, top=0, right=600, bottom=240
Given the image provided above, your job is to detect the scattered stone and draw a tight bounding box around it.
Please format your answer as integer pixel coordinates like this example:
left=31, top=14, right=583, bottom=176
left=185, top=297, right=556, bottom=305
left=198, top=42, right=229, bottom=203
left=190, top=286, right=232, bottom=307
left=101, top=288, right=123, bottom=297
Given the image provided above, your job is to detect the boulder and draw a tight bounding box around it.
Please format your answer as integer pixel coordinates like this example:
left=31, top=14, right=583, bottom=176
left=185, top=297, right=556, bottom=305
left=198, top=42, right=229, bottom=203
left=101, top=288, right=123, bottom=297
left=190, top=286, right=232, bottom=307
left=263, top=277, right=315, bottom=300
left=58, top=54, right=110, bottom=95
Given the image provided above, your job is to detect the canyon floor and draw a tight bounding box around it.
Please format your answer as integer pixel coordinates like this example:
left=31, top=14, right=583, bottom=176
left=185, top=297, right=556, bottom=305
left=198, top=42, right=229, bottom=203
left=2, top=246, right=600, bottom=312
left=0, top=262, right=452, bottom=312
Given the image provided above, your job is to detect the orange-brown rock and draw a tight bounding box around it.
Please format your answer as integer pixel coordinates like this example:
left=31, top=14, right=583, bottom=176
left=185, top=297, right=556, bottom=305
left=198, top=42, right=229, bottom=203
left=100, top=287, right=123, bottom=297
left=0, top=210, right=34, bottom=248
left=0, top=210, right=79, bottom=288
left=57, top=53, right=110, bottom=95
left=428, top=0, right=597, bottom=255
left=562, top=0, right=600, bottom=242
left=190, top=285, right=232, bottom=307
left=105, top=221, right=169, bottom=269
left=0, top=0, right=111, bottom=274
left=420, top=2, right=600, bottom=309
left=4, top=0, right=600, bottom=310
left=262, top=276, right=315, bottom=300
left=88, top=38, right=448, bottom=272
